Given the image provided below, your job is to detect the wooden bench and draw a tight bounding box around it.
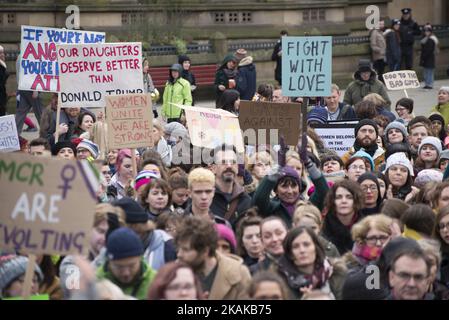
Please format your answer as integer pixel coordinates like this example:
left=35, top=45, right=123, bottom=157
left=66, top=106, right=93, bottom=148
left=149, top=64, right=218, bottom=89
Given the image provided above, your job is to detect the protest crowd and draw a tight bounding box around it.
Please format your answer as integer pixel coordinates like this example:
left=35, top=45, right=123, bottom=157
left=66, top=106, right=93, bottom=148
left=2, top=7, right=449, bottom=301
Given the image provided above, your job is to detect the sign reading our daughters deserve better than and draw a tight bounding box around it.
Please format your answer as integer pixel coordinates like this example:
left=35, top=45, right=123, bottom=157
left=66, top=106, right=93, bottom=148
left=56, top=42, right=144, bottom=108
left=18, top=25, right=105, bottom=92
left=282, top=36, right=332, bottom=97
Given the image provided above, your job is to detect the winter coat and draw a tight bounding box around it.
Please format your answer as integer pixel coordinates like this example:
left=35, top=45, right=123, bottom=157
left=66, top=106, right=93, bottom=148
left=214, top=54, right=238, bottom=104
left=253, top=174, right=329, bottom=229
left=325, top=102, right=357, bottom=121
left=384, top=29, right=402, bottom=67
left=321, top=211, right=364, bottom=255
left=431, top=102, right=449, bottom=128
left=236, top=56, right=257, bottom=101
left=96, top=259, right=156, bottom=300
left=420, top=35, right=439, bottom=69
left=271, top=40, right=282, bottom=83
left=370, top=29, right=386, bottom=61
left=162, top=77, right=192, bottom=119
left=0, top=61, right=9, bottom=110
left=399, top=18, right=421, bottom=47
left=274, top=255, right=347, bottom=300
left=208, top=251, right=252, bottom=300
left=142, top=229, right=177, bottom=271
left=210, top=182, right=252, bottom=227
left=152, top=137, right=172, bottom=167
left=343, top=70, right=391, bottom=108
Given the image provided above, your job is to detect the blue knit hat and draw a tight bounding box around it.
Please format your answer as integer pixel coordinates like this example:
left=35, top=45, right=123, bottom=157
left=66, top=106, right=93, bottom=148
left=307, top=107, right=328, bottom=125
left=113, top=198, right=148, bottom=224
left=106, top=228, right=144, bottom=261
left=76, top=139, right=99, bottom=159
left=0, top=255, right=43, bottom=298
left=351, top=150, right=375, bottom=171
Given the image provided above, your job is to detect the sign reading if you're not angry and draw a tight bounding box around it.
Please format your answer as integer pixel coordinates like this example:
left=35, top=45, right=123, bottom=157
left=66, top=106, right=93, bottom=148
left=0, top=153, right=98, bottom=256
left=282, top=36, right=332, bottom=97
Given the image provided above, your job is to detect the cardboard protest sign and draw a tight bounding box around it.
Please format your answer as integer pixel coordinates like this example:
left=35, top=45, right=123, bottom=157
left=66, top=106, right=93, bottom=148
left=57, top=42, right=144, bottom=108
left=178, top=104, right=244, bottom=153
left=239, top=101, right=301, bottom=146
left=383, top=70, right=420, bottom=90
left=313, top=123, right=356, bottom=157
left=0, top=115, right=20, bottom=153
left=18, top=25, right=105, bottom=92
left=0, top=153, right=98, bottom=256
left=282, top=36, right=332, bottom=97
left=106, top=93, right=153, bottom=149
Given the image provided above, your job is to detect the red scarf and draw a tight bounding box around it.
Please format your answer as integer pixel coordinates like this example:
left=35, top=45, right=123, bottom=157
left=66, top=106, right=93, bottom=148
left=352, top=242, right=382, bottom=265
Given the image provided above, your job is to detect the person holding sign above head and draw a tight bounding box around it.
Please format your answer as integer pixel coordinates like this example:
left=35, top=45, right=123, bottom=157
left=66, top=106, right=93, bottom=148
left=96, top=227, right=157, bottom=300
left=384, top=19, right=402, bottom=72
left=323, top=84, right=357, bottom=121
left=73, top=111, right=96, bottom=139
left=161, top=64, right=192, bottom=124
left=430, top=87, right=449, bottom=127
left=343, top=59, right=391, bottom=109
left=341, top=119, right=385, bottom=171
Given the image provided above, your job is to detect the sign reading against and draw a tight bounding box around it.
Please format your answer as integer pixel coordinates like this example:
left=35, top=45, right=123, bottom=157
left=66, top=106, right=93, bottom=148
left=56, top=42, right=144, bottom=108
left=178, top=105, right=244, bottom=153
left=0, top=153, right=98, bottom=256
left=383, top=70, right=420, bottom=90
left=313, top=123, right=356, bottom=157
left=239, top=101, right=301, bottom=146
left=282, top=36, right=332, bottom=97
left=0, top=115, right=20, bottom=153
left=19, top=25, right=105, bottom=92
left=106, top=94, right=153, bottom=149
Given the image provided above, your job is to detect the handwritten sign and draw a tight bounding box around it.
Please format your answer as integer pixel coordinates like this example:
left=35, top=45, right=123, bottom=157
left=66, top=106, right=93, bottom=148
left=0, top=153, right=98, bottom=256
left=18, top=25, right=105, bottom=92
left=56, top=42, right=144, bottom=108
left=383, top=70, right=420, bottom=90
left=106, top=94, right=153, bottom=149
left=0, top=115, right=20, bottom=153
left=177, top=104, right=244, bottom=153
left=313, top=123, right=356, bottom=157
left=282, top=36, right=332, bottom=97
left=239, top=101, right=301, bottom=146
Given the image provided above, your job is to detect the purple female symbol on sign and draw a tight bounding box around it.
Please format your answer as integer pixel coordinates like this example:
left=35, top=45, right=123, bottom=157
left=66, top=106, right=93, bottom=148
left=58, top=164, right=76, bottom=199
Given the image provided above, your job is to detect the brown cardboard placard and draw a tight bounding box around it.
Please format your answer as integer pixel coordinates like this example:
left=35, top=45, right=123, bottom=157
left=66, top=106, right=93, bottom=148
left=106, top=93, right=154, bottom=150
left=0, top=153, right=98, bottom=256
left=239, top=101, right=301, bottom=146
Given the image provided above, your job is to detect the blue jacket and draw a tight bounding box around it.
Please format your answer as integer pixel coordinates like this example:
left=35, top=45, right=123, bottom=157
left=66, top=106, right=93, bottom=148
left=236, top=56, right=257, bottom=101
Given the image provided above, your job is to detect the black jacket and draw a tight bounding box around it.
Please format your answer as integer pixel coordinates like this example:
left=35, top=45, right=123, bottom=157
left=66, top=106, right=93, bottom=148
left=399, top=18, right=420, bottom=47
left=271, top=40, right=282, bottom=83
left=236, top=57, right=256, bottom=101
left=0, top=63, right=9, bottom=110
left=420, top=36, right=438, bottom=68
left=322, top=211, right=364, bottom=255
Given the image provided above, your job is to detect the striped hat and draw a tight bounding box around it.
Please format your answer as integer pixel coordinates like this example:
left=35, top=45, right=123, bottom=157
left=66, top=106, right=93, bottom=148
left=76, top=139, right=99, bottom=159
left=134, top=170, right=160, bottom=191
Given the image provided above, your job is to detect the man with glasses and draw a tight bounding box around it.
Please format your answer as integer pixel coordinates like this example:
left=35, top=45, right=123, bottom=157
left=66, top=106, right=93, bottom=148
left=388, top=247, right=432, bottom=300
left=96, top=227, right=156, bottom=300
left=210, top=144, right=251, bottom=226
left=342, top=119, right=385, bottom=171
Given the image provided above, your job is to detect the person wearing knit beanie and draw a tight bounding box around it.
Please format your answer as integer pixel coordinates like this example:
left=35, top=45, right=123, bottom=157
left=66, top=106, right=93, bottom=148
left=307, top=107, right=328, bottom=125
left=354, top=119, right=379, bottom=137
left=351, top=150, right=375, bottom=171
left=215, top=223, right=237, bottom=254
left=134, top=170, right=159, bottom=195
left=384, top=152, right=414, bottom=176
left=414, top=169, right=443, bottom=189
left=76, top=139, right=99, bottom=160
left=384, top=121, right=408, bottom=145
left=357, top=172, right=382, bottom=216
left=0, top=255, right=43, bottom=298
left=430, top=86, right=449, bottom=127
left=416, top=136, right=442, bottom=172
left=98, top=227, right=157, bottom=299
left=438, top=149, right=449, bottom=171
left=52, top=140, right=77, bottom=159
left=113, top=198, right=148, bottom=224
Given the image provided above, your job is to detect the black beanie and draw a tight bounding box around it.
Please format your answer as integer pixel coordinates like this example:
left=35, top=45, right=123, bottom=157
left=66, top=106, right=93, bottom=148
left=113, top=198, right=148, bottom=224
left=355, top=119, right=378, bottom=137
left=51, top=140, right=77, bottom=156
left=178, top=55, right=190, bottom=65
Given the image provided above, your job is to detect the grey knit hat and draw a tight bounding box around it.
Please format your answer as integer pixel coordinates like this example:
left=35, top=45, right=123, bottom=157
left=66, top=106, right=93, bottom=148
left=384, top=121, right=408, bottom=143
left=0, top=255, right=43, bottom=297
left=439, top=149, right=449, bottom=163
left=418, top=136, right=443, bottom=156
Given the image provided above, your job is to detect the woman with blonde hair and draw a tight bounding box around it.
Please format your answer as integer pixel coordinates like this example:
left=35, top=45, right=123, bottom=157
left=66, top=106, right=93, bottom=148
left=363, top=92, right=396, bottom=121
left=293, top=201, right=340, bottom=258
left=246, top=150, right=273, bottom=192
left=343, top=214, right=393, bottom=272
